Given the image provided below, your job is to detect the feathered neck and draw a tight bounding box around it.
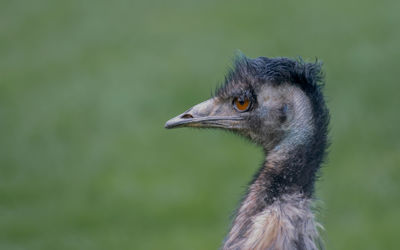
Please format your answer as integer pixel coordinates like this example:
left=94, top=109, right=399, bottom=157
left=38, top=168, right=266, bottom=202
left=223, top=141, right=324, bottom=250
left=223, top=95, right=328, bottom=250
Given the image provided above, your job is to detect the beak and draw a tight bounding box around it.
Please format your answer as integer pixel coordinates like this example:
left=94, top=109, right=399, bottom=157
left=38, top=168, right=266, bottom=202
left=164, top=98, right=245, bottom=129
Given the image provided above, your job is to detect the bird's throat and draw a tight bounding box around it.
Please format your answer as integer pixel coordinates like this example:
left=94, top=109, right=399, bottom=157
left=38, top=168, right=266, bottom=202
left=223, top=131, right=325, bottom=249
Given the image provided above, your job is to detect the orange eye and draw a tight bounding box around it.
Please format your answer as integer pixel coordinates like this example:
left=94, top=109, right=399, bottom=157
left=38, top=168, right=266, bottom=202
left=234, top=97, right=251, bottom=112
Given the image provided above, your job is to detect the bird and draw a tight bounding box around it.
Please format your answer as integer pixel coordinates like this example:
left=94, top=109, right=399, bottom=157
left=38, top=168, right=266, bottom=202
left=165, top=54, right=330, bottom=250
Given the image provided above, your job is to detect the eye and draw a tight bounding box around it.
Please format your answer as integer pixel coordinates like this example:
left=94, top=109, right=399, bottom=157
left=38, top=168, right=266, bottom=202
left=233, top=97, right=251, bottom=112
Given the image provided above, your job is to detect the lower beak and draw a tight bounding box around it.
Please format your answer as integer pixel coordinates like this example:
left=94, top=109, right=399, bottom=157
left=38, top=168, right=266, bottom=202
left=164, top=98, right=244, bottom=129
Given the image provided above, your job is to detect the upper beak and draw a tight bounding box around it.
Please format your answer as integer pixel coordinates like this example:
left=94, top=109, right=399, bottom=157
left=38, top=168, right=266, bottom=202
left=164, top=98, right=244, bottom=129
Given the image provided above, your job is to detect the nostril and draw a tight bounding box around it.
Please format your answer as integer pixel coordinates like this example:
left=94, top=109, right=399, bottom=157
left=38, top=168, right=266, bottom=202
left=181, top=114, right=193, bottom=119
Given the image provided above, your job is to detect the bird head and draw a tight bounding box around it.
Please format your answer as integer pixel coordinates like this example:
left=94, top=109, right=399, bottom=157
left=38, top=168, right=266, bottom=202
left=165, top=55, right=325, bottom=152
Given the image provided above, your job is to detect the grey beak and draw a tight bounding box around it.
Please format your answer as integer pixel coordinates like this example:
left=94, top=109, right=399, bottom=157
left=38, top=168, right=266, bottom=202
left=165, top=98, right=244, bottom=129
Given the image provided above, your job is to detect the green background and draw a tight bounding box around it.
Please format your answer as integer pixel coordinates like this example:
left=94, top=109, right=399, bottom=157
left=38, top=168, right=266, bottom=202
left=1, top=0, right=399, bottom=249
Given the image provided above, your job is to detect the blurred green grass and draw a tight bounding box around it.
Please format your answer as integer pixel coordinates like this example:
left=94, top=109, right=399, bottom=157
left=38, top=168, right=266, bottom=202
left=1, top=0, right=399, bottom=249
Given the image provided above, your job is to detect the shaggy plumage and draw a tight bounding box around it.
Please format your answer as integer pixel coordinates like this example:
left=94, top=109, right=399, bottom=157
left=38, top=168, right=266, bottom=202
left=165, top=54, right=330, bottom=250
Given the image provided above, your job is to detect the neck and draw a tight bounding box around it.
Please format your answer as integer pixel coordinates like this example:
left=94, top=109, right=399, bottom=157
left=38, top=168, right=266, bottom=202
left=223, top=131, right=326, bottom=250
left=223, top=83, right=329, bottom=250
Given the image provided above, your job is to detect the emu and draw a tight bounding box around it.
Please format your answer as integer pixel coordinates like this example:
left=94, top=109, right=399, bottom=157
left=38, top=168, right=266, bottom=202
left=165, top=55, right=329, bottom=250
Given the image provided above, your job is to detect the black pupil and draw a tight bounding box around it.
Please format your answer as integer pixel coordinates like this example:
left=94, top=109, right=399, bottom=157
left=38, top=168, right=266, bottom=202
left=239, top=100, right=245, bottom=105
